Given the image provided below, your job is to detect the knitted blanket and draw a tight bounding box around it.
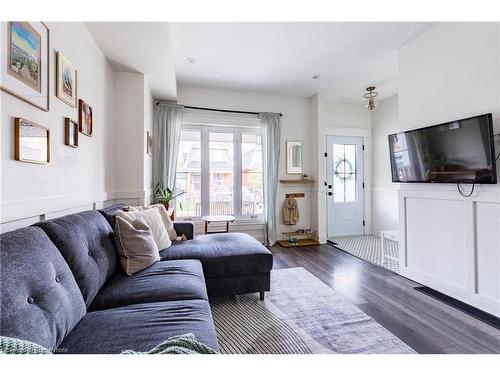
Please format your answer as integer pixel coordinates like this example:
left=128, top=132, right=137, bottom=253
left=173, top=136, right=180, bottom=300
left=0, top=336, right=51, bottom=354
left=0, top=334, right=216, bottom=354
left=122, top=334, right=217, bottom=354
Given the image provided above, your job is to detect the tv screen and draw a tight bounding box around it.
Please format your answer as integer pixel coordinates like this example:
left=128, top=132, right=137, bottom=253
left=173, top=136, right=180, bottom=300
left=389, top=113, right=497, bottom=184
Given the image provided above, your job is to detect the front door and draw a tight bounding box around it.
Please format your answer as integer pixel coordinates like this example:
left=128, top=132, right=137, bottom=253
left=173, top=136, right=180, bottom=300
left=326, top=136, right=364, bottom=236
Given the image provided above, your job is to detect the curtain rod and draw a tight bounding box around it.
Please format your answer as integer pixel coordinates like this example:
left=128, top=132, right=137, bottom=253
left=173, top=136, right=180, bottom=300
left=155, top=102, right=283, bottom=117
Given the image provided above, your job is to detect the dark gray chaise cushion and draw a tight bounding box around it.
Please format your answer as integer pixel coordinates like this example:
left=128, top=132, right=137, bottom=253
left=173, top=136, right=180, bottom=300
left=0, top=227, right=86, bottom=351
left=58, top=300, right=219, bottom=353
left=160, top=232, right=273, bottom=278
left=89, top=259, right=208, bottom=311
left=34, top=210, right=117, bottom=307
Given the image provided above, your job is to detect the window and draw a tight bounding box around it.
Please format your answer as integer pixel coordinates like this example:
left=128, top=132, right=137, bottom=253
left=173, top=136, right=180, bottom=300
left=242, top=133, right=263, bottom=215
left=175, top=124, right=263, bottom=219
left=175, top=131, right=201, bottom=217
left=332, top=143, right=357, bottom=203
left=209, top=132, right=234, bottom=215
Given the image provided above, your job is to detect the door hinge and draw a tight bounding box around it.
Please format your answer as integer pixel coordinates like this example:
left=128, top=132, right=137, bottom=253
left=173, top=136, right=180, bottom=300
left=362, top=182, right=365, bottom=188
left=362, top=145, right=365, bottom=151
left=363, top=220, right=366, bottom=226
left=324, top=152, right=328, bottom=157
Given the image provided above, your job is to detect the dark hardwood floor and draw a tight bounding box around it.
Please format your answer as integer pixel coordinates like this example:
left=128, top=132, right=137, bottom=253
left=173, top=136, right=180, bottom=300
left=270, top=244, right=500, bottom=354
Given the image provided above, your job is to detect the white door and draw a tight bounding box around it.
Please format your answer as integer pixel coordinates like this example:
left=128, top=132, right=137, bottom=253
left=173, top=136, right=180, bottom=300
left=326, top=136, right=364, bottom=236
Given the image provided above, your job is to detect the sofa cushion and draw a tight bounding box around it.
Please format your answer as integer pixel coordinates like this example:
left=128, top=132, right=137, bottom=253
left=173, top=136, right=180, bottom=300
left=58, top=300, right=219, bottom=354
left=98, top=203, right=125, bottom=228
left=34, top=210, right=117, bottom=307
left=89, top=260, right=208, bottom=311
left=0, top=227, right=86, bottom=351
left=159, top=233, right=273, bottom=278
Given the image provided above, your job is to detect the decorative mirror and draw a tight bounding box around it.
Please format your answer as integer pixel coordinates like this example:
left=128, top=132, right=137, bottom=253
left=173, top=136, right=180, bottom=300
left=286, top=141, right=302, bottom=174
left=15, top=118, right=50, bottom=164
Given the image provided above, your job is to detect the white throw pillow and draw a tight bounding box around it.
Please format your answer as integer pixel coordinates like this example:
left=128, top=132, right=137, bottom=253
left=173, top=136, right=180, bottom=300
left=117, top=207, right=172, bottom=250
left=124, top=204, right=177, bottom=241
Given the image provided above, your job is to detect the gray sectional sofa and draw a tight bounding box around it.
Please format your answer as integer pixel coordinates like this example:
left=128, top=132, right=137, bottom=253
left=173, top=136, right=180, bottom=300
left=0, top=204, right=273, bottom=354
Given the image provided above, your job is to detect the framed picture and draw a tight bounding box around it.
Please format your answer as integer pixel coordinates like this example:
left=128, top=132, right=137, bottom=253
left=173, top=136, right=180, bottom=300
left=286, top=141, right=302, bottom=174
left=78, top=99, right=93, bottom=137
left=65, top=118, right=79, bottom=148
left=14, top=118, right=50, bottom=164
left=1, top=22, right=49, bottom=111
left=57, top=52, right=77, bottom=107
left=147, top=131, right=153, bottom=156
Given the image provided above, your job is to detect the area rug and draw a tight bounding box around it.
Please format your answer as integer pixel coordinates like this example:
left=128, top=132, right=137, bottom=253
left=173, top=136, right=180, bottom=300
left=328, top=234, right=400, bottom=273
left=210, top=267, right=416, bottom=354
left=210, top=294, right=331, bottom=354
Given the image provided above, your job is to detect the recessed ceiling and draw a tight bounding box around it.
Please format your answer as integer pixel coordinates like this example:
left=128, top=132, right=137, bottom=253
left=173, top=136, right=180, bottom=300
left=85, top=22, right=177, bottom=100
left=171, top=22, right=435, bottom=101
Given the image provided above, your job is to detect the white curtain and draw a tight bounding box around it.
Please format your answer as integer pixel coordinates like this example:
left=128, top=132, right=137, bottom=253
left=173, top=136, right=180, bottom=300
left=259, top=112, right=281, bottom=246
left=153, top=103, right=184, bottom=189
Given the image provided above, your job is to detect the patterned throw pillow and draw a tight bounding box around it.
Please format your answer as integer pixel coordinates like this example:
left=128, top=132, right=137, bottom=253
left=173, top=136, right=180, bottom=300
left=124, top=204, right=177, bottom=241
left=117, top=208, right=171, bottom=250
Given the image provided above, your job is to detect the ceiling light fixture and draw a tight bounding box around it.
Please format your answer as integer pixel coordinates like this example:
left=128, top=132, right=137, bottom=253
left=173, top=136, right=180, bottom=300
left=187, top=57, right=196, bottom=63
left=312, top=74, right=320, bottom=79
left=364, top=86, right=379, bottom=111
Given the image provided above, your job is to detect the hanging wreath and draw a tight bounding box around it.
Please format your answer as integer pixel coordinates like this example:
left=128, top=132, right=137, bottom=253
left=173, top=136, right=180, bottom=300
left=333, top=158, right=355, bottom=180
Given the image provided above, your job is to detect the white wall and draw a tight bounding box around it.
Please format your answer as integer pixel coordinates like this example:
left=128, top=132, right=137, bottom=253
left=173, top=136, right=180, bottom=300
left=113, top=72, right=145, bottom=200
left=177, top=85, right=314, bottom=241
left=110, top=72, right=155, bottom=207
left=1, top=22, right=115, bottom=231
left=144, top=78, right=153, bottom=201
left=397, top=22, right=500, bottom=316
left=371, top=95, right=399, bottom=234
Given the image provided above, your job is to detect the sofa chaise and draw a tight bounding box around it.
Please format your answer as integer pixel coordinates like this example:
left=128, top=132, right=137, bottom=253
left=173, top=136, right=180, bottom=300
left=0, top=205, right=273, bottom=354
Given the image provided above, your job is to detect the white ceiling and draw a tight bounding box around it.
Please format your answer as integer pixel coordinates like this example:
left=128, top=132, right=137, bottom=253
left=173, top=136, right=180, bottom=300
left=85, top=22, right=177, bottom=100
left=171, top=22, right=434, bottom=102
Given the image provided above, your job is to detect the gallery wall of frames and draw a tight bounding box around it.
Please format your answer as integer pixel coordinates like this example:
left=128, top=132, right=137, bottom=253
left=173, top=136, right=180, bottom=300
left=1, top=22, right=117, bottom=231
left=1, top=22, right=92, bottom=163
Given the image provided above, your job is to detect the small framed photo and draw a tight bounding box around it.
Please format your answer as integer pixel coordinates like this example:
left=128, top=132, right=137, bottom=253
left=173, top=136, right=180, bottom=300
left=78, top=99, right=93, bottom=137
left=14, top=118, right=50, bottom=164
left=57, top=52, right=77, bottom=107
left=65, top=118, right=79, bottom=148
left=147, top=131, right=153, bottom=156
left=1, top=22, right=50, bottom=111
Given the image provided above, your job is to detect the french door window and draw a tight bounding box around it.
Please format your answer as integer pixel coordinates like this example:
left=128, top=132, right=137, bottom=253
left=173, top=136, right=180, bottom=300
left=175, top=125, right=263, bottom=219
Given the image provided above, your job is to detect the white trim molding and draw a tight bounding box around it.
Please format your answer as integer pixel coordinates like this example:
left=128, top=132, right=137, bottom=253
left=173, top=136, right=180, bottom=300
left=399, top=186, right=500, bottom=317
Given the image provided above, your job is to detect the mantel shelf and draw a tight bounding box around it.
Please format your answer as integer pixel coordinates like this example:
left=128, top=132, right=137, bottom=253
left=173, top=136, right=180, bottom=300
left=279, top=179, right=315, bottom=184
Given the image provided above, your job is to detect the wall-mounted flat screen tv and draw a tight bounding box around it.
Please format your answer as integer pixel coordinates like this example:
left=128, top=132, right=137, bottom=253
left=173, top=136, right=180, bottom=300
left=389, top=113, right=497, bottom=184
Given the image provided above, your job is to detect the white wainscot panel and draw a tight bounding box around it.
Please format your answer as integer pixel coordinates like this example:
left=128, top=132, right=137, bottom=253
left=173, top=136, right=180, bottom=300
left=405, top=197, right=467, bottom=289
left=475, top=202, right=500, bottom=301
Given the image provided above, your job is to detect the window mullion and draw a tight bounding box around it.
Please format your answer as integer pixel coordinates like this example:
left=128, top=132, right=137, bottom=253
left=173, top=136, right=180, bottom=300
left=200, top=127, right=210, bottom=216
left=234, top=129, right=242, bottom=218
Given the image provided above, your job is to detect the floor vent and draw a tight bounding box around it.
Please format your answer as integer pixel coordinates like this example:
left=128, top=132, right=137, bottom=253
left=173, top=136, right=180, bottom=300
left=415, top=286, right=500, bottom=330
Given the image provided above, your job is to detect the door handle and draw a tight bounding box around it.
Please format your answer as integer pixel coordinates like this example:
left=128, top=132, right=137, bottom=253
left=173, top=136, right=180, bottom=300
left=328, top=185, right=332, bottom=189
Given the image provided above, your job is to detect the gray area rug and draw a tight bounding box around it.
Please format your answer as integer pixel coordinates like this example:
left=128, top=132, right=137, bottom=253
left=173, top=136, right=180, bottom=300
left=210, top=267, right=415, bottom=354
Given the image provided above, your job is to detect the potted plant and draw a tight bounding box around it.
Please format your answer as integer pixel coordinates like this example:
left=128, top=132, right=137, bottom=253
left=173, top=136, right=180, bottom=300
left=153, top=182, right=185, bottom=211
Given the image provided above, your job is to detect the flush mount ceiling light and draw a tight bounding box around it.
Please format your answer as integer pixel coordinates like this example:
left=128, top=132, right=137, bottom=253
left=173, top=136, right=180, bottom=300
left=186, top=57, right=196, bottom=63
left=364, top=86, right=379, bottom=111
